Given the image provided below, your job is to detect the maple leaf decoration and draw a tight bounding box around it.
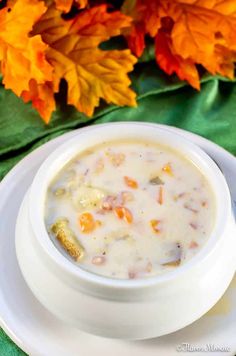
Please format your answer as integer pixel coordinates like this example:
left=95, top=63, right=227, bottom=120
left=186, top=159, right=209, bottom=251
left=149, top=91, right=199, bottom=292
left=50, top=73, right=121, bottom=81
left=0, top=0, right=236, bottom=123
left=33, top=4, right=137, bottom=118
left=55, top=0, right=87, bottom=13
left=123, top=0, right=236, bottom=89
left=0, top=1, right=136, bottom=123
left=0, top=0, right=54, bottom=121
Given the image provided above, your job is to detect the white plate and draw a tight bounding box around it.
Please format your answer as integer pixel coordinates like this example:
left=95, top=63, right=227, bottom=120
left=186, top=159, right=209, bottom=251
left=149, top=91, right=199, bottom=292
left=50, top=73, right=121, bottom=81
left=0, top=124, right=235, bottom=356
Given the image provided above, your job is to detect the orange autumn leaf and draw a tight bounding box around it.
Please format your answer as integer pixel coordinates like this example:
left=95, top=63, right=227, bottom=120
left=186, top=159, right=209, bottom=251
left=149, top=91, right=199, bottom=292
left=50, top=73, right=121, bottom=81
left=122, top=0, right=161, bottom=56
left=164, top=1, right=236, bottom=74
left=0, top=0, right=53, bottom=98
left=155, top=31, right=200, bottom=90
left=21, top=80, right=55, bottom=124
left=126, top=23, right=146, bottom=58
left=123, top=0, right=236, bottom=89
left=122, top=0, right=146, bottom=57
left=1, top=0, right=235, bottom=123
left=55, top=0, right=87, bottom=13
left=33, top=4, right=137, bottom=117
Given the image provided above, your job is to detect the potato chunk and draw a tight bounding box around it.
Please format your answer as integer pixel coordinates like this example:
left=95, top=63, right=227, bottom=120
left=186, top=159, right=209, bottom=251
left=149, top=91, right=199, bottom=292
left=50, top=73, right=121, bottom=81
left=72, top=186, right=105, bottom=210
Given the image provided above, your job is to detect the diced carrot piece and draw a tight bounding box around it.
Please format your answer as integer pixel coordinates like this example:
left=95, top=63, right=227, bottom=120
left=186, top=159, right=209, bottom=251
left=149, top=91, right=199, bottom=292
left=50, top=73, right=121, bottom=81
left=162, top=163, right=173, bottom=176
left=123, top=207, right=133, bottom=224
left=79, top=212, right=95, bottom=233
left=114, top=206, right=124, bottom=219
left=157, top=186, right=164, bottom=205
left=124, top=176, right=138, bottom=189
left=114, top=206, right=133, bottom=223
left=150, top=219, right=161, bottom=233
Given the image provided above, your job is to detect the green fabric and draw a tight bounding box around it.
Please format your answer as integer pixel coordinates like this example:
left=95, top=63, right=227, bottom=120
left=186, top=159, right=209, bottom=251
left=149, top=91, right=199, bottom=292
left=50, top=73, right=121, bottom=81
left=0, top=62, right=236, bottom=354
left=1, top=63, right=236, bottom=180
left=0, top=330, right=26, bottom=356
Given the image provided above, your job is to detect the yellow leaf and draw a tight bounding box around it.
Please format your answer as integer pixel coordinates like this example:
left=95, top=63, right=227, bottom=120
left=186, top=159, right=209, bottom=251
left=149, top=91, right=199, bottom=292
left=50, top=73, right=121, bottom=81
left=34, top=4, right=137, bottom=117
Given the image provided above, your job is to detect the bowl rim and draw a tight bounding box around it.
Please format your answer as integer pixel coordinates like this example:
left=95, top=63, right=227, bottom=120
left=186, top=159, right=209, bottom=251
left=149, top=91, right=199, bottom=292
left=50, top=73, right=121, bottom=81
left=28, top=122, right=232, bottom=290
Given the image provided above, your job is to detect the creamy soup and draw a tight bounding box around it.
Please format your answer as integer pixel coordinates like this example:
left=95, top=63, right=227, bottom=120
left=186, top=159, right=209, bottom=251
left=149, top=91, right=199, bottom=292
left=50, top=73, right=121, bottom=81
left=45, top=141, right=216, bottom=279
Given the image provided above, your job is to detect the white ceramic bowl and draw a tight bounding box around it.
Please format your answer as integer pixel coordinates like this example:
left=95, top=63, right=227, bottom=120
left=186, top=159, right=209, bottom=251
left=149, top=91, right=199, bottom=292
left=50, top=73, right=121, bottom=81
left=15, top=123, right=236, bottom=340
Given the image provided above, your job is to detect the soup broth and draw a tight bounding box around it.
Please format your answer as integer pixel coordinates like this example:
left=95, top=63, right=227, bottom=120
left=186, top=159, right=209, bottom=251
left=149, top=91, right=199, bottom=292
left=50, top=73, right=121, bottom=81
left=45, top=141, right=216, bottom=279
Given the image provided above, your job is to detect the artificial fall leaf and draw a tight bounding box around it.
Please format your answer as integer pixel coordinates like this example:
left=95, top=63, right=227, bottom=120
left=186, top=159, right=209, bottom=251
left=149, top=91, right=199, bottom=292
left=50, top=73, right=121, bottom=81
left=33, top=4, right=137, bottom=117
left=123, top=0, right=236, bottom=89
left=54, top=0, right=87, bottom=13
left=0, top=0, right=53, bottom=97
left=155, top=31, right=200, bottom=89
left=122, top=0, right=145, bottom=57
left=21, top=80, right=55, bottom=124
